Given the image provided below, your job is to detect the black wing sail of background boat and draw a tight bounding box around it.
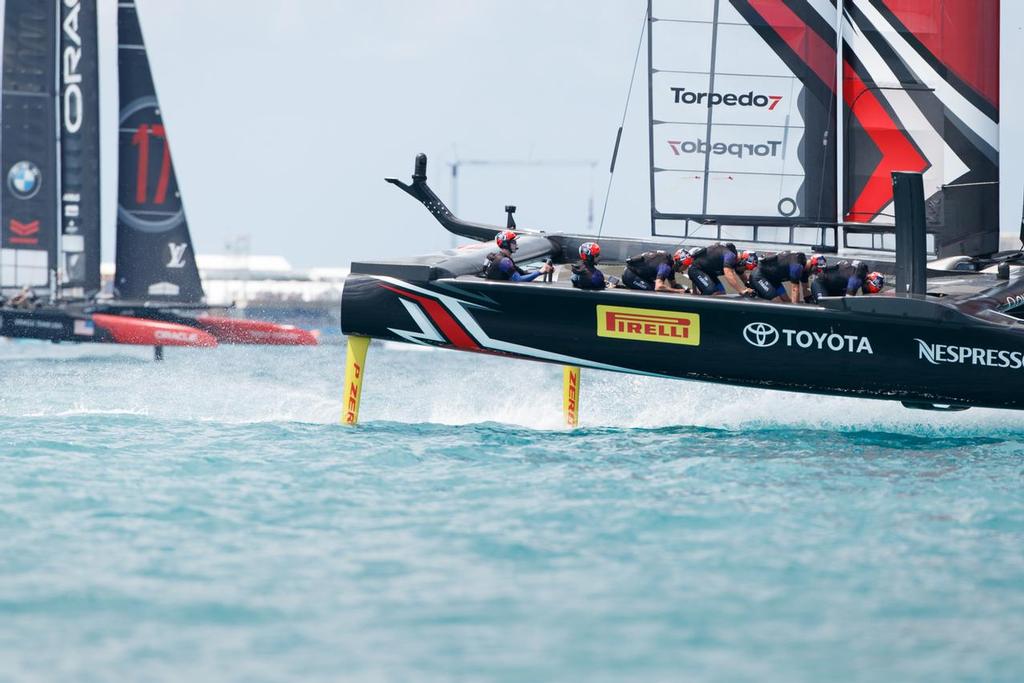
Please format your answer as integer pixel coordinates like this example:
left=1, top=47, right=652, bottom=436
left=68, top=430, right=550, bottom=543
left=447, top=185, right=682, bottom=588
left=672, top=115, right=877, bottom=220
left=1, top=0, right=59, bottom=294
left=59, top=0, right=102, bottom=298
left=113, top=0, right=204, bottom=304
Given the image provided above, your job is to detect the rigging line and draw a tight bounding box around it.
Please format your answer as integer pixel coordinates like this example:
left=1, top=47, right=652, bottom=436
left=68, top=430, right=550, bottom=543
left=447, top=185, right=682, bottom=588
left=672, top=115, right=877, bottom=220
left=597, top=4, right=648, bottom=238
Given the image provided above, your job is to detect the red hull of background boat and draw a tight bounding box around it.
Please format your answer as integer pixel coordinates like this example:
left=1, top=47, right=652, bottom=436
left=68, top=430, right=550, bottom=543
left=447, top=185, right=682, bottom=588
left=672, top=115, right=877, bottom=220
left=91, top=313, right=218, bottom=347
left=192, top=316, right=319, bottom=346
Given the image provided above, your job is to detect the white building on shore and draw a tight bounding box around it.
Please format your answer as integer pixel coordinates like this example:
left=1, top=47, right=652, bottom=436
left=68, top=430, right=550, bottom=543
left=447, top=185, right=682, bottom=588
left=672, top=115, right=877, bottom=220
left=101, top=255, right=347, bottom=329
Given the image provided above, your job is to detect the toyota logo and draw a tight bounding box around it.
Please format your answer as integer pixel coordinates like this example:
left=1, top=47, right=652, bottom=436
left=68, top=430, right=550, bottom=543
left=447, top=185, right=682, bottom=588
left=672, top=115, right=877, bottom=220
left=743, top=322, right=779, bottom=348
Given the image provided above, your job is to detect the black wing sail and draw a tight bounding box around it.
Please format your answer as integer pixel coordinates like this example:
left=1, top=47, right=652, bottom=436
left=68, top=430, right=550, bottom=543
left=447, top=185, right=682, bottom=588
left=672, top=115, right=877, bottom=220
left=59, top=0, right=101, bottom=297
left=114, top=1, right=203, bottom=303
left=1, top=0, right=59, bottom=293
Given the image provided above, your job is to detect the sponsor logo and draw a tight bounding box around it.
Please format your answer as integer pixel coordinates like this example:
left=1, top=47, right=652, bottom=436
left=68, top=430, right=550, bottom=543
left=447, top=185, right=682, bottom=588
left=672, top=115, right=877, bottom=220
left=743, top=322, right=873, bottom=354
left=1005, top=294, right=1024, bottom=308
left=670, top=88, right=782, bottom=111
left=916, top=339, right=1024, bottom=370
left=667, top=138, right=781, bottom=159
left=743, top=322, right=779, bottom=348
left=62, top=0, right=84, bottom=135
left=166, top=243, right=188, bottom=269
left=597, top=305, right=700, bottom=346
left=8, top=219, right=40, bottom=246
left=7, top=162, right=41, bottom=199
left=13, top=318, right=63, bottom=331
left=73, top=319, right=95, bottom=336
left=344, top=361, right=363, bottom=424
left=565, top=368, right=579, bottom=425
left=154, top=329, right=202, bottom=344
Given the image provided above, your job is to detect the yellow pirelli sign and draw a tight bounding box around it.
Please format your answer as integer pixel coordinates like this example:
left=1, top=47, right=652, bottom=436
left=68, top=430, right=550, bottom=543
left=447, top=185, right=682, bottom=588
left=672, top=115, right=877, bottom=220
left=596, top=305, right=700, bottom=346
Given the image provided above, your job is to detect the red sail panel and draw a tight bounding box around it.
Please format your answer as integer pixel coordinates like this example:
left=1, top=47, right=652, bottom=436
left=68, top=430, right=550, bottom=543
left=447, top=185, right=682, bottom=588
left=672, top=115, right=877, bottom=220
left=843, top=0, right=999, bottom=256
left=881, top=0, right=999, bottom=108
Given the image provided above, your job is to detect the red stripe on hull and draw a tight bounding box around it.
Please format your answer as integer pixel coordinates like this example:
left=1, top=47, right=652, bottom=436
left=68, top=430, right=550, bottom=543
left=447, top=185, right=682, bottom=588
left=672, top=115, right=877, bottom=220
left=91, top=314, right=218, bottom=347
left=380, top=284, right=481, bottom=350
left=193, top=316, right=319, bottom=346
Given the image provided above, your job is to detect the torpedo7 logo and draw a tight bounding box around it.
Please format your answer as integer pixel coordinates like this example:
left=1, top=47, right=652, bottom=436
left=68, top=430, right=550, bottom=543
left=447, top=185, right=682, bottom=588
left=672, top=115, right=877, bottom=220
left=670, top=88, right=783, bottom=111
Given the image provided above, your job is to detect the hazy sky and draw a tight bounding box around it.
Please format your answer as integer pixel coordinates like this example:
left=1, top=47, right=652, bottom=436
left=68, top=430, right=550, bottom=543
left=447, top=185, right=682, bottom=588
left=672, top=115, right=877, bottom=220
left=10, top=2, right=1024, bottom=267
left=92, top=1, right=654, bottom=268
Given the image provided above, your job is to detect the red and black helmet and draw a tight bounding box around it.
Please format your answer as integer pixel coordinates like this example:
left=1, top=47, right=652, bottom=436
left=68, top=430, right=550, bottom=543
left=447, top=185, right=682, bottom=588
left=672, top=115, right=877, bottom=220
left=579, top=241, right=601, bottom=262
left=738, top=250, right=759, bottom=271
left=808, top=254, right=828, bottom=274
left=673, top=248, right=693, bottom=269
left=495, top=230, right=518, bottom=251
left=864, top=271, right=885, bottom=294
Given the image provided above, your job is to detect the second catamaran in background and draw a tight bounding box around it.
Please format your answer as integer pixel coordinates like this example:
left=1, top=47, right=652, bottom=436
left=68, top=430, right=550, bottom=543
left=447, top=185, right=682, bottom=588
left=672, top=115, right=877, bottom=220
left=0, top=0, right=317, bottom=348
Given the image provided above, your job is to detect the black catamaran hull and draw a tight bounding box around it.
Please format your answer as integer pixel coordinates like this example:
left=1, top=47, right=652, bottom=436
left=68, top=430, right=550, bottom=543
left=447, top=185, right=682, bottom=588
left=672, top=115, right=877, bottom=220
left=342, top=275, right=1024, bottom=412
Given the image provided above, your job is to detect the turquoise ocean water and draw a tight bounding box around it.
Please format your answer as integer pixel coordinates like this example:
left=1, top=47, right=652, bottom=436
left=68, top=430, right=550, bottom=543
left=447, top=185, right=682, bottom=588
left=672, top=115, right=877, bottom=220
left=1, top=339, right=1022, bottom=682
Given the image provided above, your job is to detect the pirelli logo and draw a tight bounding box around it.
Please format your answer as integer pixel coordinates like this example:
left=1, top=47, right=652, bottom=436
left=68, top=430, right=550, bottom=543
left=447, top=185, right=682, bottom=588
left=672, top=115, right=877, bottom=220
left=596, top=305, right=700, bottom=346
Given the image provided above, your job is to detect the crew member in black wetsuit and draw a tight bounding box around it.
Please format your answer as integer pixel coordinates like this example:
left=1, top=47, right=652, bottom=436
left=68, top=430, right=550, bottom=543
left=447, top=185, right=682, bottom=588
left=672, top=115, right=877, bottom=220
left=810, top=261, right=884, bottom=302
left=621, top=249, right=686, bottom=293
left=750, top=252, right=822, bottom=303
left=483, top=230, right=554, bottom=282
left=683, top=242, right=754, bottom=296
left=570, top=242, right=606, bottom=290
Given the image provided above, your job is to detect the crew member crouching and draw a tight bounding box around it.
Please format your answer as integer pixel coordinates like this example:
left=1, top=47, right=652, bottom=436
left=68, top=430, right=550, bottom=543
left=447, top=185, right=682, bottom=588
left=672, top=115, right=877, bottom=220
left=811, top=261, right=884, bottom=302
left=750, top=252, right=821, bottom=303
left=684, top=242, right=754, bottom=296
left=622, top=249, right=686, bottom=293
left=483, top=230, right=554, bottom=282
left=570, top=242, right=606, bottom=290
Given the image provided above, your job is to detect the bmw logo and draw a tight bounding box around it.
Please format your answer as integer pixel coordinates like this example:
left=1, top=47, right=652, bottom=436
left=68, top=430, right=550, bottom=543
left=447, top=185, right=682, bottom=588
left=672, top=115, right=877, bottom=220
left=7, top=161, right=41, bottom=200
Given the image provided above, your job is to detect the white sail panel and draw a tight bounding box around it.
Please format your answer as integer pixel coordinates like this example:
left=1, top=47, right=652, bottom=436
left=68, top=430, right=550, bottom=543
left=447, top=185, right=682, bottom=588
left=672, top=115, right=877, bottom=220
left=649, top=18, right=714, bottom=75
left=652, top=71, right=805, bottom=128
left=651, top=0, right=717, bottom=24
left=649, top=0, right=837, bottom=233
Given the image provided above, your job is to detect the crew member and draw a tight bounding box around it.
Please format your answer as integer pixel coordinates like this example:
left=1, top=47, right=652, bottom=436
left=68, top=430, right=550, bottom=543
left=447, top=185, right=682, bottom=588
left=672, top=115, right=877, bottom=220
left=570, top=242, right=606, bottom=290
left=736, top=250, right=759, bottom=289
left=621, top=249, right=686, bottom=293
left=483, top=230, right=554, bottom=282
left=750, top=252, right=821, bottom=303
left=684, top=242, right=754, bottom=296
left=8, top=285, right=38, bottom=310
left=810, top=261, right=884, bottom=302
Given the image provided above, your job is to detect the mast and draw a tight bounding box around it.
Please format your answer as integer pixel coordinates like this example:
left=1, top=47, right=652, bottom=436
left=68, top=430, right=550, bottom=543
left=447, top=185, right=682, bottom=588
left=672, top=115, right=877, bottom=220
left=0, top=0, right=60, bottom=295
left=114, top=0, right=204, bottom=303
left=58, top=0, right=101, bottom=299
left=835, top=0, right=844, bottom=238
